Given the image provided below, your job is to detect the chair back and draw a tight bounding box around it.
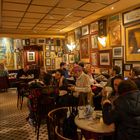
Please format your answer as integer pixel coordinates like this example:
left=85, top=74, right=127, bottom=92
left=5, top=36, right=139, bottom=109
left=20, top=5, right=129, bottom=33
left=48, top=107, right=68, bottom=140
left=0, top=76, right=9, bottom=90
left=55, top=126, right=72, bottom=140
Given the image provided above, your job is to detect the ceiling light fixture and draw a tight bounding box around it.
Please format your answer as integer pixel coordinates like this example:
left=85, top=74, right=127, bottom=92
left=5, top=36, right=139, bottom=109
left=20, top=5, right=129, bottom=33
left=111, top=7, right=114, bottom=10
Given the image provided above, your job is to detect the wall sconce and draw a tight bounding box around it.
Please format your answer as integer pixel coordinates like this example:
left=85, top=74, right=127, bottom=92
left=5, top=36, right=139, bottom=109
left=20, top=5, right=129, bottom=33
left=98, top=37, right=107, bottom=47
left=67, top=42, right=76, bottom=51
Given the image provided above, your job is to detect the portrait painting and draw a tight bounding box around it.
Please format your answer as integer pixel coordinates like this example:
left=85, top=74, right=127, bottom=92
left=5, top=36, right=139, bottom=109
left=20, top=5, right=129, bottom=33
left=126, top=24, right=140, bottom=61
left=109, top=24, right=121, bottom=46
left=75, top=28, right=81, bottom=40
left=91, top=34, right=98, bottom=50
left=46, top=58, right=51, bottom=66
left=91, top=52, right=98, bottom=67
left=0, top=38, right=14, bottom=68
left=80, top=37, right=89, bottom=59
left=90, top=21, right=98, bottom=34
left=69, top=54, right=74, bottom=64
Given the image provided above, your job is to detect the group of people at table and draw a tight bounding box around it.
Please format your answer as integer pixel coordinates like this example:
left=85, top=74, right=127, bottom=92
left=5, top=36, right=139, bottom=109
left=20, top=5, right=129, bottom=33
left=1, top=61, right=140, bottom=140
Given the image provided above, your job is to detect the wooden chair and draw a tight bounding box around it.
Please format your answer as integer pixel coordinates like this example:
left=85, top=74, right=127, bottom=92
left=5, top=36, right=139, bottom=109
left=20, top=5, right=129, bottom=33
left=48, top=107, right=68, bottom=140
left=17, top=82, right=29, bottom=109
left=0, top=76, right=9, bottom=91
left=35, top=93, right=56, bottom=140
left=55, top=126, right=72, bottom=140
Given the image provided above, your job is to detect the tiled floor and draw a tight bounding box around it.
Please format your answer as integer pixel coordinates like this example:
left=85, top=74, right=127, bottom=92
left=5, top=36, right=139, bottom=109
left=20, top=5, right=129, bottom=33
left=0, top=88, right=48, bottom=140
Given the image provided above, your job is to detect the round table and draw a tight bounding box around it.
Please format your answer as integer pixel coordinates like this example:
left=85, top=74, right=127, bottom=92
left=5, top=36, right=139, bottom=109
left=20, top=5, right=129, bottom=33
left=75, top=111, right=115, bottom=140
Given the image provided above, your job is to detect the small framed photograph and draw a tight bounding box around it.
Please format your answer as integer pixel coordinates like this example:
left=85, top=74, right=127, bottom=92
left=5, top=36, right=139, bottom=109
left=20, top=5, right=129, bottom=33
left=51, top=45, right=55, bottom=51
left=63, top=54, right=69, bottom=64
left=99, top=50, right=112, bottom=67
left=112, top=47, right=123, bottom=58
left=46, top=58, right=51, bottom=66
left=124, top=64, right=132, bottom=71
left=69, top=54, right=74, bottom=63
left=82, top=25, right=89, bottom=36
left=30, top=38, right=36, bottom=45
left=52, top=58, right=55, bottom=65
left=58, top=51, right=62, bottom=57
left=27, top=51, right=35, bottom=62
left=46, top=51, right=50, bottom=57
left=46, top=45, right=50, bottom=51
left=37, top=38, right=46, bottom=44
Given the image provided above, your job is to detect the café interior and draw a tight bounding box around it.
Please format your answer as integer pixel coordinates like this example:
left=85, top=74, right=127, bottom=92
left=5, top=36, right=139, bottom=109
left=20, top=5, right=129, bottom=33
left=0, top=0, right=140, bottom=140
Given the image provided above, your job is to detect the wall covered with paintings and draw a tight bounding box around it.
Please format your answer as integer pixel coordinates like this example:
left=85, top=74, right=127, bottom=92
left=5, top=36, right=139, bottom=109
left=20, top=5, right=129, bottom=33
left=65, top=6, right=140, bottom=76
left=0, top=37, right=65, bottom=70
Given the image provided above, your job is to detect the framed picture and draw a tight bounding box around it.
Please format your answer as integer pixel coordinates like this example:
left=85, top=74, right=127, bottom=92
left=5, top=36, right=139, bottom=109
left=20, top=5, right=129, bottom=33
left=91, top=34, right=98, bottom=50
left=113, top=59, right=123, bottom=74
left=75, top=28, right=81, bottom=40
left=46, top=51, right=50, bottom=57
left=80, top=36, right=90, bottom=59
left=46, top=58, right=51, bottom=66
left=58, top=51, right=62, bottom=57
left=123, top=8, right=140, bottom=25
left=109, top=24, right=121, bottom=46
left=112, top=47, right=123, bottom=58
left=99, top=50, right=111, bottom=67
left=63, top=54, right=69, bottom=64
left=51, top=45, right=55, bottom=51
left=27, top=51, right=35, bottom=62
left=69, top=54, right=74, bottom=63
left=82, top=25, right=89, bottom=36
left=46, top=45, right=50, bottom=51
left=125, top=24, right=140, bottom=61
left=91, top=52, right=99, bottom=67
left=52, top=58, right=55, bottom=65
left=37, top=38, right=46, bottom=44
left=30, top=38, right=36, bottom=45
left=124, top=64, right=132, bottom=71
left=90, top=21, right=98, bottom=34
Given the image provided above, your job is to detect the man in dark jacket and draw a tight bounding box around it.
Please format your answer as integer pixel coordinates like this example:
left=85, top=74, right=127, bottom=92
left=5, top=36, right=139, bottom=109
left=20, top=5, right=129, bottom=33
left=102, top=79, right=140, bottom=140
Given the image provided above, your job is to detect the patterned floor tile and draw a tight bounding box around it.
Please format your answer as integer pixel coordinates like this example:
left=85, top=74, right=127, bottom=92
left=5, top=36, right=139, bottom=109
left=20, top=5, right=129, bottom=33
left=0, top=88, right=48, bottom=140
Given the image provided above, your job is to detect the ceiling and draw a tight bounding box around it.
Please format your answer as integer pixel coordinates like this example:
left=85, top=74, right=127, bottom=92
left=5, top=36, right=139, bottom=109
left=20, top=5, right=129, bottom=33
left=0, top=0, right=140, bottom=36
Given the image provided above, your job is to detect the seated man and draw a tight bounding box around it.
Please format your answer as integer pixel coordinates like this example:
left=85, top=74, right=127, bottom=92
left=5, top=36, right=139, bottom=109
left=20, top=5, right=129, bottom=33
left=68, top=65, right=92, bottom=106
left=17, top=65, right=33, bottom=79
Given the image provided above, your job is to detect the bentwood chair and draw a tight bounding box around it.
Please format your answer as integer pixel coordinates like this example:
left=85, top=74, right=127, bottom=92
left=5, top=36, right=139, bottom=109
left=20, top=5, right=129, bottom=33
left=55, top=126, right=72, bottom=140
left=47, top=107, right=69, bottom=140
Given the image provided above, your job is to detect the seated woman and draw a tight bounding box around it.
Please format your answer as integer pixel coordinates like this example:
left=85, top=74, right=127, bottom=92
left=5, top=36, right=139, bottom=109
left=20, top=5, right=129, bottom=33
left=27, top=73, right=54, bottom=126
left=101, top=76, right=123, bottom=105
left=102, top=79, right=140, bottom=140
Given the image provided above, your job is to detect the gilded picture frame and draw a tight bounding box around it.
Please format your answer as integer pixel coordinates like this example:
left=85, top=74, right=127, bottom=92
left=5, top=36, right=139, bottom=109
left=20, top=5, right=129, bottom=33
left=125, top=24, right=140, bottom=61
